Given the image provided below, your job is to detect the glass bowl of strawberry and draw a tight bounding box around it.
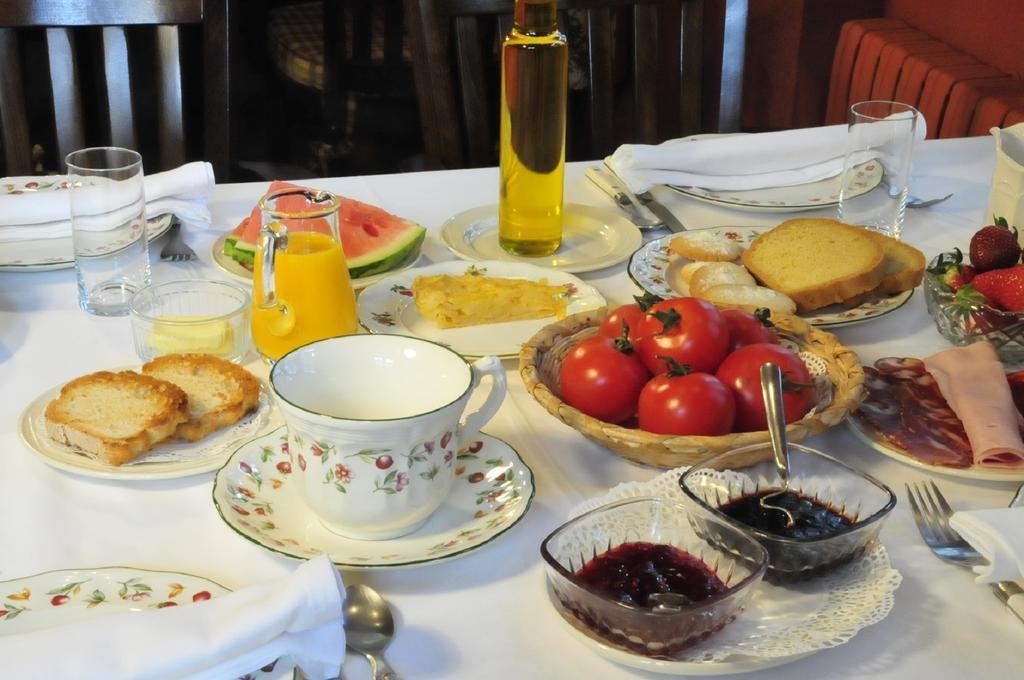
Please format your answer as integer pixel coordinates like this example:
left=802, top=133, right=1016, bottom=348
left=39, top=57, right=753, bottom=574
left=925, top=223, right=1024, bottom=361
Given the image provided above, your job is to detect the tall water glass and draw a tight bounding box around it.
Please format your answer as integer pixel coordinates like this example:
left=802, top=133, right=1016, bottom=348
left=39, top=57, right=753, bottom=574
left=66, top=148, right=150, bottom=315
left=837, top=101, right=920, bottom=240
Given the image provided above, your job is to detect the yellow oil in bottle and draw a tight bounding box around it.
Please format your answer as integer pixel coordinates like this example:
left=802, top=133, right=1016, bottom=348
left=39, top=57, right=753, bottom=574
left=498, top=0, right=568, bottom=257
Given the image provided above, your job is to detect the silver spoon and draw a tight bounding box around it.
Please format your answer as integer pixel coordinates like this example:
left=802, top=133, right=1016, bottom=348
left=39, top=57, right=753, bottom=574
left=759, top=362, right=795, bottom=528
left=345, top=584, right=399, bottom=680
left=907, top=192, right=954, bottom=209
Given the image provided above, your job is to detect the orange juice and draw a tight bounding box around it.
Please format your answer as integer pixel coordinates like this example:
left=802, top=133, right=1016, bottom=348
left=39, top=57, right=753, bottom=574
left=252, top=230, right=358, bottom=361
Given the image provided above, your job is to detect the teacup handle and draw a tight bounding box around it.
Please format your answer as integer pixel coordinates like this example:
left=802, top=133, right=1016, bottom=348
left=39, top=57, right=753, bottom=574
left=458, top=356, right=507, bottom=445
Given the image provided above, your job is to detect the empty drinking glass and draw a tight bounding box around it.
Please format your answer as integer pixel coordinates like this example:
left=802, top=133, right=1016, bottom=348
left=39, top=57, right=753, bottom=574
left=66, top=147, right=150, bottom=316
left=837, top=101, right=921, bottom=240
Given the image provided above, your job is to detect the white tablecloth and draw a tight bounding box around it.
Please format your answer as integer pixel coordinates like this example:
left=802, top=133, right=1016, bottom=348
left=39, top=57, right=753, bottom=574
left=1, top=136, right=1020, bottom=678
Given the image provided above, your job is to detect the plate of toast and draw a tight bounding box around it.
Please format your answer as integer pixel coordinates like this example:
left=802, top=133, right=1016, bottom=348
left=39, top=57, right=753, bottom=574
left=628, top=220, right=921, bottom=328
left=19, top=354, right=282, bottom=480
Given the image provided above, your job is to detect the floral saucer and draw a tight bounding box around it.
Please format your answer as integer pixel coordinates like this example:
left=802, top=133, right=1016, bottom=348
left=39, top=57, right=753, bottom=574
left=0, top=172, right=175, bottom=272
left=0, top=567, right=294, bottom=679
left=357, top=260, right=606, bottom=358
left=212, top=427, right=535, bottom=569
left=628, top=229, right=914, bottom=328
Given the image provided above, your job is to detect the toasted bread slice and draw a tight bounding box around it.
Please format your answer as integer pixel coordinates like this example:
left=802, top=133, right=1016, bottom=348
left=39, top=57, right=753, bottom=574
left=142, top=354, right=261, bottom=442
left=741, top=218, right=886, bottom=312
left=839, top=229, right=926, bottom=307
left=669, top=231, right=744, bottom=261
left=700, top=284, right=798, bottom=315
left=44, top=371, right=189, bottom=465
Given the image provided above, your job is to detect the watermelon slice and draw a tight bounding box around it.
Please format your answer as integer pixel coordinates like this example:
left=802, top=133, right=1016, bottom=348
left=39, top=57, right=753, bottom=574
left=223, top=180, right=425, bottom=279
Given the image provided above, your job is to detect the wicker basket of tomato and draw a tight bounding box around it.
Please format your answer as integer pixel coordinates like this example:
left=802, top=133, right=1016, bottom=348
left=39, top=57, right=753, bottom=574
left=519, top=297, right=865, bottom=469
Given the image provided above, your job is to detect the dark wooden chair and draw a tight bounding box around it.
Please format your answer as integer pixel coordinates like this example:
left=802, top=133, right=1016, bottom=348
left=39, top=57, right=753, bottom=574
left=405, top=0, right=749, bottom=169
left=0, top=0, right=232, bottom=179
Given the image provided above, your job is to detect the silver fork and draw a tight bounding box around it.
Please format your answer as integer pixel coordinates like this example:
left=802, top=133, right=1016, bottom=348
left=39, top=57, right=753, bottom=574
left=906, top=481, right=1024, bottom=623
left=159, top=218, right=197, bottom=262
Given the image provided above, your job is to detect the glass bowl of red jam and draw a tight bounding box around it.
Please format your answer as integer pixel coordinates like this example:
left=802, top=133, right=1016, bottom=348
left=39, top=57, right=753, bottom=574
left=540, top=497, right=768, bottom=659
left=679, top=443, right=896, bottom=583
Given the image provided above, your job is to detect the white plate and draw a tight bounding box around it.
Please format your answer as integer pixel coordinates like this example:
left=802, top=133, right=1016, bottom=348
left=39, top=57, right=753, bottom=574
left=848, top=415, right=1024, bottom=481
left=357, top=260, right=606, bottom=358
left=440, top=203, right=642, bottom=273
left=668, top=159, right=883, bottom=212
left=628, top=229, right=914, bottom=328
left=0, top=567, right=294, bottom=679
left=212, top=428, right=535, bottom=569
left=0, top=213, right=175, bottom=272
left=211, top=233, right=424, bottom=290
left=553, top=467, right=901, bottom=673
left=18, top=365, right=283, bottom=480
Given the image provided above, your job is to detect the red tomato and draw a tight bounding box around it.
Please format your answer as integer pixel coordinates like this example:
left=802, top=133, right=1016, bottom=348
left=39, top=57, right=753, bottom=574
left=715, top=344, right=814, bottom=432
left=636, top=298, right=730, bottom=374
left=598, top=293, right=661, bottom=344
left=638, top=369, right=735, bottom=435
left=721, top=308, right=779, bottom=353
left=559, top=335, right=650, bottom=423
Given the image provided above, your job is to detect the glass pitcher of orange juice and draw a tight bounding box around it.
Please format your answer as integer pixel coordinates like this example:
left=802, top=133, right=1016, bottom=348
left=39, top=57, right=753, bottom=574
left=252, top=188, right=358, bottom=361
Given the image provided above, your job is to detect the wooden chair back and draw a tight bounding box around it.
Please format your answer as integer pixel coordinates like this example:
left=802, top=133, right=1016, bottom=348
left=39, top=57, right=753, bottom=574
left=405, top=0, right=748, bottom=169
left=0, top=0, right=231, bottom=178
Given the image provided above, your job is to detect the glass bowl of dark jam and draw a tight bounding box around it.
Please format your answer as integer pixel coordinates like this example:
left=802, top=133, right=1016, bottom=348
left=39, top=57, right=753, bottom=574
left=679, top=443, right=896, bottom=583
left=540, top=497, right=768, bottom=659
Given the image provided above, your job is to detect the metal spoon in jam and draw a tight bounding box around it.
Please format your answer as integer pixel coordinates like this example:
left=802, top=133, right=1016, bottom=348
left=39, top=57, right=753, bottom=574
left=758, top=362, right=796, bottom=528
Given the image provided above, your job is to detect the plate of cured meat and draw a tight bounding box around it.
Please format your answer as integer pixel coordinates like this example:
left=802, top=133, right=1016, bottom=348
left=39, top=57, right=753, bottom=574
left=848, top=347, right=1024, bottom=481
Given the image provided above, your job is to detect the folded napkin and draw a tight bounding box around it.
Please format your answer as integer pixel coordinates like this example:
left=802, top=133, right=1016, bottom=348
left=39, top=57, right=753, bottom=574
left=0, top=161, right=215, bottom=242
left=924, top=342, right=1024, bottom=468
left=0, top=555, right=345, bottom=680
left=608, top=116, right=927, bottom=194
left=950, top=508, right=1024, bottom=583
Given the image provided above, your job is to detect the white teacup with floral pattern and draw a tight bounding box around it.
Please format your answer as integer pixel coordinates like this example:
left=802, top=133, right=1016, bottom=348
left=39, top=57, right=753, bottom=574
left=270, top=334, right=507, bottom=540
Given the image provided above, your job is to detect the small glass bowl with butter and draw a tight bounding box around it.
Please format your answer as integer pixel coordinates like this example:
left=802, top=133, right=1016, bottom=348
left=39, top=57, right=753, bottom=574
left=129, top=280, right=251, bottom=362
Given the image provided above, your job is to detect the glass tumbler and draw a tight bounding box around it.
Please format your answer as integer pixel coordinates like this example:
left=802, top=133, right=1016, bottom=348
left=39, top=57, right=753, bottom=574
left=66, top=147, right=150, bottom=316
left=837, top=101, right=920, bottom=240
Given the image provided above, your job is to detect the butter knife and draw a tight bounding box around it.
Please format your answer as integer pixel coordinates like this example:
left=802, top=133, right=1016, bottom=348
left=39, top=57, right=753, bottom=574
left=585, top=166, right=663, bottom=229
left=601, top=161, right=688, bottom=233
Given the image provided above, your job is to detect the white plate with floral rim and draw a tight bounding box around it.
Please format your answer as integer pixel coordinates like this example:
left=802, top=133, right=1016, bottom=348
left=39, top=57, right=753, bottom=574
left=550, top=467, right=901, bottom=674
left=211, top=233, right=425, bottom=290
left=439, top=203, right=643, bottom=273
left=847, top=415, right=1024, bottom=482
left=212, top=427, right=535, bottom=569
left=667, top=159, right=882, bottom=212
left=628, top=229, right=914, bottom=328
left=0, top=173, right=175, bottom=272
left=0, top=567, right=295, bottom=679
left=357, top=260, right=606, bottom=359
left=18, top=365, right=283, bottom=480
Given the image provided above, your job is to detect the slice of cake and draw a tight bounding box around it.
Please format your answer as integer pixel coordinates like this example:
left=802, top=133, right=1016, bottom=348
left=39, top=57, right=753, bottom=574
left=412, top=273, right=568, bottom=328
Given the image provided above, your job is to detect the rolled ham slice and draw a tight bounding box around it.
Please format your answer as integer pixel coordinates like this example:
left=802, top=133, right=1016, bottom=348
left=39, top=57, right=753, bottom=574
left=924, top=342, right=1024, bottom=468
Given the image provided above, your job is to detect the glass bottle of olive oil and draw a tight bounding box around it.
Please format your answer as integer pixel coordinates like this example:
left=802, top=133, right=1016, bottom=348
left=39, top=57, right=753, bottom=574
left=498, top=0, right=568, bottom=257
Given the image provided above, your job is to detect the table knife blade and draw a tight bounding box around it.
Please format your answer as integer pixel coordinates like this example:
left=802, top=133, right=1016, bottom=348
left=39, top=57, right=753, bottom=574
left=584, top=166, right=663, bottom=229
left=634, top=190, right=688, bottom=233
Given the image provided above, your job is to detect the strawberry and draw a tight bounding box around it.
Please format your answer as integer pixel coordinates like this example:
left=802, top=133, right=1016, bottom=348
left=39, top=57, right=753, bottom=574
left=971, top=266, right=1024, bottom=311
left=969, top=219, right=1021, bottom=272
left=928, top=249, right=976, bottom=292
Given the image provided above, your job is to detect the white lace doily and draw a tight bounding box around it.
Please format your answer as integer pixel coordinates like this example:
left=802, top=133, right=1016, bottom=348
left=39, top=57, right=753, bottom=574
left=570, top=467, right=902, bottom=663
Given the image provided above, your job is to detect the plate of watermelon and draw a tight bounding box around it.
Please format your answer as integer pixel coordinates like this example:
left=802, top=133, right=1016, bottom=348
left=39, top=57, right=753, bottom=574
left=214, top=181, right=427, bottom=289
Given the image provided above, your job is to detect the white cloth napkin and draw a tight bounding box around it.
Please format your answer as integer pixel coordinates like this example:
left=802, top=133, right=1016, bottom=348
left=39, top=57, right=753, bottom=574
left=950, top=508, right=1024, bottom=584
left=0, top=161, right=215, bottom=242
left=608, top=117, right=927, bottom=194
left=0, top=555, right=346, bottom=680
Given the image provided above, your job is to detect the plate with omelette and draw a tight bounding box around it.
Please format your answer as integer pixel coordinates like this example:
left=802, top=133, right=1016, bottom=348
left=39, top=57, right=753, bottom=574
left=358, top=260, right=606, bottom=358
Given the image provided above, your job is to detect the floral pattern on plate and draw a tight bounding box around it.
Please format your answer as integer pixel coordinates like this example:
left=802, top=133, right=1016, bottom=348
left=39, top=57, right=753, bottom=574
left=357, top=259, right=606, bottom=358
left=0, top=567, right=294, bottom=679
left=627, top=229, right=913, bottom=329
left=0, top=172, right=176, bottom=271
left=212, top=427, right=535, bottom=568
left=667, top=159, right=883, bottom=212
